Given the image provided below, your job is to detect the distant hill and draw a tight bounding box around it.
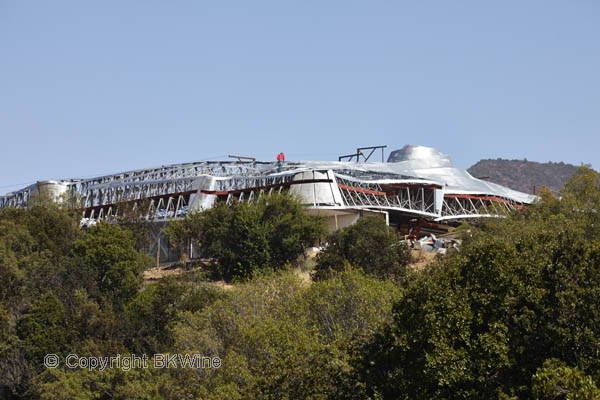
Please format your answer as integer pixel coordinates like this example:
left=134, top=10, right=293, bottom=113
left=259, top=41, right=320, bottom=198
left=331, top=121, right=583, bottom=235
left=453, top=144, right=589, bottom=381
left=467, top=159, right=579, bottom=195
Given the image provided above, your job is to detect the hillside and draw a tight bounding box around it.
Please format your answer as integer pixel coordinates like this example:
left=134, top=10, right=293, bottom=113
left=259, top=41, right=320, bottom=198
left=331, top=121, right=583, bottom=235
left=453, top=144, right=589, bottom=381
left=2, top=168, right=600, bottom=399
left=467, top=158, right=579, bottom=195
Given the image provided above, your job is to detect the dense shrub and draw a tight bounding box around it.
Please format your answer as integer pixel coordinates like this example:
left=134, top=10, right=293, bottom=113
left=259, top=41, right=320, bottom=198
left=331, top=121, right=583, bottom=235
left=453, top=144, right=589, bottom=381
left=313, top=216, right=410, bottom=281
left=166, top=192, right=326, bottom=281
left=531, top=359, right=600, bottom=399
left=124, top=277, right=225, bottom=354
left=355, top=166, right=600, bottom=399
left=16, top=293, right=69, bottom=363
left=170, top=269, right=400, bottom=399
left=0, top=203, right=152, bottom=397
left=71, top=223, right=151, bottom=310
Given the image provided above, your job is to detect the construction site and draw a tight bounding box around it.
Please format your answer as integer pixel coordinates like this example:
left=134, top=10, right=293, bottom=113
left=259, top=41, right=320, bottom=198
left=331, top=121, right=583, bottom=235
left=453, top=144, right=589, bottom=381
left=0, top=144, right=536, bottom=262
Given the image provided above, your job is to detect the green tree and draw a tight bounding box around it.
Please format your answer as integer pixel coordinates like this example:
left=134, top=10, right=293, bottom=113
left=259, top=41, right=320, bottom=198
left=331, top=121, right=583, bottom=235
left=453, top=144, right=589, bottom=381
left=0, top=202, right=82, bottom=303
left=169, top=270, right=398, bottom=399
left=166, top=192, right=326, bottom=281
left=313, top=216, right=410, bottom=281
left=71, top=223, right=151, bottom=310
left=16, top=293, right=69, bottom=362
left=124, top=277, right=225, bottom=354
left=30, top=365, right=179, bottom=400
left=0, top=218, right=32, bottom=302
left=560, top=165, right=600, bottom=212
left=0, top=202, right=83, bottom=397
left=354, top=170, right=600, bottom=399
left=559, top=165, right=600, bottom=239
left=531, top=359, right=600, bottom=400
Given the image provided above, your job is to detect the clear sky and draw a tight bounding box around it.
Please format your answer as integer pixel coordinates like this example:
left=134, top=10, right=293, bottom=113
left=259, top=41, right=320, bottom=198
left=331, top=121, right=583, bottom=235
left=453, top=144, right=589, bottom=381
left=1, top=1, right=598, bottom=192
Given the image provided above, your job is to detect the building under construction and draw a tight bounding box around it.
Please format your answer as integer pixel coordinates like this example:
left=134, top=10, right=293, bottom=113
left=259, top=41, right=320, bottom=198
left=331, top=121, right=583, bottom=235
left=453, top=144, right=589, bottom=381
left=0, top=145, right=535, bottom=258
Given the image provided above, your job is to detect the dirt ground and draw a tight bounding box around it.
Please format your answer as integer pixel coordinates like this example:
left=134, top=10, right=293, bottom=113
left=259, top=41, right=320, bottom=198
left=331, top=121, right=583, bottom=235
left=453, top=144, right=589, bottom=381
left=408, top=249, right=438, bottom=272
left=143, top=263, right=184, bottom=281
left=143, top=248, right=438, bottom=288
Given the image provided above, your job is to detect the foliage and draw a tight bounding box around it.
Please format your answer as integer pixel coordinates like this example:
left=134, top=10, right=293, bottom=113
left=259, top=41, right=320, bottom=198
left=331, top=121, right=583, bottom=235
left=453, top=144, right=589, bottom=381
left=25, top=270, right=397, bottom=399
left=0, top=218, right=32, bottom=302
left=124, top=277, right=225, bottom=354
left=313, top=216, right=410, bottom=281
left=169, top=269, right=399, bottom=399
left=531, top=359, right=600, bottom=400
left=355, top=166, right=600, bottom=399
left=0, top=202, right=82, bottom=304
left=560, top=165, right=600, bottom=239
left=71, top=223, right=151, bottom=310
left=30, top=365, right=179, bottom=400
left=0, top=203, right=153, bottom=397
left=166, top=192, right=326, bottom=281
left=3, top=166, right=600, bottom=399
left=560, top=166, right=600, bottom=208
left=16, top=293, right=69, bottom=363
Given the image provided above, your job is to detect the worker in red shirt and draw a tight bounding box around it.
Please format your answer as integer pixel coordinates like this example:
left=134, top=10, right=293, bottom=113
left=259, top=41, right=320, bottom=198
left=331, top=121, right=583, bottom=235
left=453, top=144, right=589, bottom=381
left=277, top=152, right=285, bottom=171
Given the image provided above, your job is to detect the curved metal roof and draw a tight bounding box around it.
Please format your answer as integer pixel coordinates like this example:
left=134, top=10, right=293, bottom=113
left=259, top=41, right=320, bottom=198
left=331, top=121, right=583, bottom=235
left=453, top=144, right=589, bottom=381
left=386, top=145, right=536, bottom=204
left=278, top=145, right=536, bottom=205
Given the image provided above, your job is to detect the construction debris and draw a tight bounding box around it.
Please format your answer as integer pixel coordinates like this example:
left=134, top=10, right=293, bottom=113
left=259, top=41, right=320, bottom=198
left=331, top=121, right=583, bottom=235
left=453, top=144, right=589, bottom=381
left=404, top=234, right=461, bottom=254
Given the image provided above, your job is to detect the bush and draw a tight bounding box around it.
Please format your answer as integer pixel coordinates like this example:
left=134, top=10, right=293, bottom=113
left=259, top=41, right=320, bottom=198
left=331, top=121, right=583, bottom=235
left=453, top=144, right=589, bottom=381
left=166, top=192, right=326, bottom=281
left=0, top=202, right=82, bottom=303
left=313, top=216, right=410, bottom=281
left=124, top=277, right=225, bottom=354
left=354, top=167, right=600, bottom=399
left=169, top=270, right=400, bottom=399
left=16, top=293, right=69, bottom=363
left=71, top=223, right=151, bottom=310
left=531, top=359, right=600, bottom=400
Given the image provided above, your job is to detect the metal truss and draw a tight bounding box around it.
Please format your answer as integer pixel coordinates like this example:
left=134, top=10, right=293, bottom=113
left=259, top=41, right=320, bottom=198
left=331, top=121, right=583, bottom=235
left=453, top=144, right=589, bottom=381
left=70, top=161, right=270, bottom=206
left=338, top=145, right=387, bottom=162
left=76, top=178, right=195, bottom=209
left=1, top=160, right=528, bottom=225
left=0, top=187, right=32, bottom=209
left=225, top=186, right=285, bottom=205
left=81, top=192, right=192, bottom=226
left=73, top=161, right=263, bottom=188
left=437, top=194, right=521, bottom=221
left=1, top=161, right=266, bottom=210
left=80, top=169, right=314, bottom=221
left=334, top=175, right=439, bottom=217
left=213, top=173, right=297, bottom=193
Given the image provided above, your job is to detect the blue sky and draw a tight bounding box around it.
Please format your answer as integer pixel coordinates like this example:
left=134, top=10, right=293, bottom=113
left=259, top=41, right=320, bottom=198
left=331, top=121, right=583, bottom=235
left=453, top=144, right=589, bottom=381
left=1, top=1, right=598, bottom=191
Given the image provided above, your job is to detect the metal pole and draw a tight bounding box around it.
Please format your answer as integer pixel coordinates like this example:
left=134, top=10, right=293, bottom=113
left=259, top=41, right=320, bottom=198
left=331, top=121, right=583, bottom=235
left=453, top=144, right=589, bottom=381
left=156, top=236, right=160, bottom=267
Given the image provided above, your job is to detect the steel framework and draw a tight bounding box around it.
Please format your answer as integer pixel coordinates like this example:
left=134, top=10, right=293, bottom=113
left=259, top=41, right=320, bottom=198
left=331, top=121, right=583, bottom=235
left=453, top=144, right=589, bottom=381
left=438, top=194, right=522, bottom=221
left=334, top=175, right=440, bottom=217
left=0, top=146, right=533, bottom=225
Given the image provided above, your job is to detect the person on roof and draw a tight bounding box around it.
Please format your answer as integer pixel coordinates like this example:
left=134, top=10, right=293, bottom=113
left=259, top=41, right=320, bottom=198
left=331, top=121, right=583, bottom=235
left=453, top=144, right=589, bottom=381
left=277, top=152, right=285, bottom=172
